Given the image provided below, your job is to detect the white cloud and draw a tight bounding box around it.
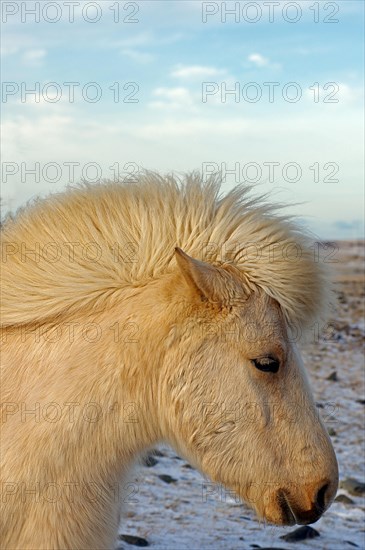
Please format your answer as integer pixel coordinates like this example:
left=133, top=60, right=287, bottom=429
left=0, top=45, right=19, bottom=57
left=247, top=53, right=281, bottom=71
left=22, top=49, right=47, bottom=67
left=154, top=87, right=191, bottom=101
left=149, top=87, right=196, bottom=111
left=304, top=82, right=363, bottom=105
left=336, top=82, right=362, bottom=104
left=2, top=114, right=72, bottom=148
left=248, top=53, right=269, bottom=67
left=171, top=64, right=224, bottom=79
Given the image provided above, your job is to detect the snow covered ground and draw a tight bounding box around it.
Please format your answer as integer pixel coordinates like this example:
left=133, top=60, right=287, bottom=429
left=117, top=241, right=365, bottom=550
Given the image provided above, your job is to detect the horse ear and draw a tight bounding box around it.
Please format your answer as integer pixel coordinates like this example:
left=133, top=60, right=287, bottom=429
left=174, top=247, right=229, bottom=304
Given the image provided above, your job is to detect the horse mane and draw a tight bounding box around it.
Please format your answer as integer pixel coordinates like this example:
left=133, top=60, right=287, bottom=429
left=0, top=172, right=330, bottom=330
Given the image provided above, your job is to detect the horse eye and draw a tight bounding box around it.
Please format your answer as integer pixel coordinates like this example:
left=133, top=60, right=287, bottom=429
left=252, top=356, right=280, bottom=373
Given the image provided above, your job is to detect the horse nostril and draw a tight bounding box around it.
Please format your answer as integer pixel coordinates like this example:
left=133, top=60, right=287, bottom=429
left=316, top=483, right=329, bottom=511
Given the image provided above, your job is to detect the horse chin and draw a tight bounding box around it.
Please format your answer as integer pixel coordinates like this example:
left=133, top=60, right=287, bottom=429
left=248, top=489, right=298, bottom=527
left=258, top=490, right=325, bottom=527
left=256, top=504, right=297, bottom=527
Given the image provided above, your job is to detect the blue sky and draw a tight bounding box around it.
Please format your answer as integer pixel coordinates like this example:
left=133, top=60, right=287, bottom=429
left=1, top=0, right=364, bottom=238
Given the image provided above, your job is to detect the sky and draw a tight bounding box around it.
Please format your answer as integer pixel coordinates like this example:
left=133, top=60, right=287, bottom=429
left=1, top=0, right=364, bottom=239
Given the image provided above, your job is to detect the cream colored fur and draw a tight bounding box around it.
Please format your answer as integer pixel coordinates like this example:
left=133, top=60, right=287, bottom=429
left=1, top=172, right=328, bottom=330
left=0, top=173, right=338, bottom=549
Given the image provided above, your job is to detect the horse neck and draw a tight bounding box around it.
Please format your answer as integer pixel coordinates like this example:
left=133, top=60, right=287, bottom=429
left=2, top=282, right=172, bottom=468
left=0, top=276, right=180, bottom=548
left=74, top=279, right=176, bottom=456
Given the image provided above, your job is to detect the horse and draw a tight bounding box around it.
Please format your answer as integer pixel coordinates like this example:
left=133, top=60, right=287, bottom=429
left=0, top=172, right=338, bottom=549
